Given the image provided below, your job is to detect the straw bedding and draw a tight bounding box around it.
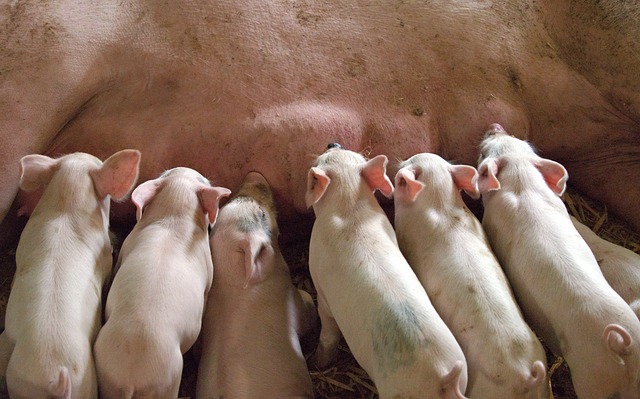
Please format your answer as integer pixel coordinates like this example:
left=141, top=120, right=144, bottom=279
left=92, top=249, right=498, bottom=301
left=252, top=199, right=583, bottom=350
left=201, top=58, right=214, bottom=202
left=0, top=186, right=638, bottom=398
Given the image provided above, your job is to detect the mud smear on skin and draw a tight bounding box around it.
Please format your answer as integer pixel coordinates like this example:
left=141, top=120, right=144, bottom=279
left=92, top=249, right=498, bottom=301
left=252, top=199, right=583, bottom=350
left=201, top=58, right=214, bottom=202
left=3, top=187, right=640, bottom=398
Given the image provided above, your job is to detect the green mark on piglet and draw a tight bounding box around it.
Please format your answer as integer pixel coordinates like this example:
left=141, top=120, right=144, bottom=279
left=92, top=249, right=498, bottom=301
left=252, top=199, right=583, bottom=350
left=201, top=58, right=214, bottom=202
left=371, top=301, right=431, bottom=375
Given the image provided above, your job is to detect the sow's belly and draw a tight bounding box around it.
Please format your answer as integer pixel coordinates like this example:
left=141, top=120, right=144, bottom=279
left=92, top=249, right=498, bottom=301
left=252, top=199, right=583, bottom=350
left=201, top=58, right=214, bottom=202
left=44, top=96, right=459, bottom=227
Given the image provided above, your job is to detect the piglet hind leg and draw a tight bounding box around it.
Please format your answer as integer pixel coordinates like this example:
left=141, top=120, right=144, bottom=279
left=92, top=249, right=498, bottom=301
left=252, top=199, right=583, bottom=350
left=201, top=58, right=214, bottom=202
left=312, top=290, right=342, bottom=369
left=0, top=332, right=13, bottom=377
left=295, top=289, right=318, bottom=336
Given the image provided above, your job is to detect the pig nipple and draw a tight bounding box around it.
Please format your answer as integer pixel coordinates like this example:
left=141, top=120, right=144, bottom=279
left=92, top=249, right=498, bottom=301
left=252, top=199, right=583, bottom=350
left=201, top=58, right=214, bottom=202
left=326, top=142, right=343, bottom=151
left=485, top=123, right=507, bottom=136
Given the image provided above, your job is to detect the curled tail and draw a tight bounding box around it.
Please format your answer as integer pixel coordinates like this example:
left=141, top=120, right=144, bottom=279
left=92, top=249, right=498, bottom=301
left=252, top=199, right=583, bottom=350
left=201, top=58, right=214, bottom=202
left=441, top=360, right=469, bottom=399
left=604, top=323, right=633, bottom=365
left=526, top=360, right=547, bottom=389
left=48, top=367, right=71, bottom=399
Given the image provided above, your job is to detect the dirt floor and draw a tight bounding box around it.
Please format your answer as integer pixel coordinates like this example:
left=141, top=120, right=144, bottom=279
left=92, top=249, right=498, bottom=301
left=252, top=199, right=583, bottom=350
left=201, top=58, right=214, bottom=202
left=1, top=186, right=639, bottom=398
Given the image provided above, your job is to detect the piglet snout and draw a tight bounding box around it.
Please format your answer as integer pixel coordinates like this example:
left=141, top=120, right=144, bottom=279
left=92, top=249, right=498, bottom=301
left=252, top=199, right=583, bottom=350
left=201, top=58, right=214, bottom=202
left=326, top=142, right=343, bottom=151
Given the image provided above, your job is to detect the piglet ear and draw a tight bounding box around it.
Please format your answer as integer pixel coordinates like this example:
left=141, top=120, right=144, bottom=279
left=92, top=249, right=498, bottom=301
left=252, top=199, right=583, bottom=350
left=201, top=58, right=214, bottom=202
left=305, top=167, right=331, bottom=208
left=450, top=164, right=480, bottom=200
left=91, top=149, right=141, bottom=201
left=243, top=237, right=274, bottom=288
left=131, top=179, right=161, bottom=221
left=19, top=154, right=58, bottom=192
left=477, top=158, right=502, bottom=193
left=361, top=155, right=394, bottom=198
left=199, top=186, right=231, bottom=225
left=394, top=168, right=425, bottom=203
left=533, top=158, right=568, bottom=196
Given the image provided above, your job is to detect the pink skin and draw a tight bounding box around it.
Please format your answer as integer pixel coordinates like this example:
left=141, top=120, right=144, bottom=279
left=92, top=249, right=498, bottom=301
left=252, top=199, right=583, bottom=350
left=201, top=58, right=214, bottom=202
left=307, top=148, right=468, bottom=399
left=571, top=216, right=640, bottom=320
left=1, top=1, right=640, bottom=246
left=197, top=172, right=316, bottom=399
left=0, top=150, right=141, bottom=399
left=93, top=167, right=230, bottom=399
left=394, top=153, right=549, bottom=399
left=478, top=131, right=640, bottom=399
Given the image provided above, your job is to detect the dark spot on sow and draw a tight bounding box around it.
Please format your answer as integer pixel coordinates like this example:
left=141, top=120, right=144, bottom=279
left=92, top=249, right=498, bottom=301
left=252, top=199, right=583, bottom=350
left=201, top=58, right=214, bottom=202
left=507, top=66, right=522, bottom=91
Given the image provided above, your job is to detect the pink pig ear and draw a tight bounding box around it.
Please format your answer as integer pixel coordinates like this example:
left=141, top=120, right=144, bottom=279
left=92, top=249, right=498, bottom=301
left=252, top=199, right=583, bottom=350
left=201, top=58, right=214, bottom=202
left=361, top=155, right=394, bottom=198
left=19, top=154, right=58, bottom=192
left=533, top=158, right=568, bottom=196
left=477, top=158, right=502, bottom=193
left=394, top=168, right=425, bottom=203
left=305, top=167, right=331, bottom=208
left=198, top=186, right=231, bottom=225
left=450, top=164, right=480, bottom=200
left=131, top=179, right=162, bottom=221
left=243, top=237, right=275, bottom=288
left=91, top=149, right=141, bottom=200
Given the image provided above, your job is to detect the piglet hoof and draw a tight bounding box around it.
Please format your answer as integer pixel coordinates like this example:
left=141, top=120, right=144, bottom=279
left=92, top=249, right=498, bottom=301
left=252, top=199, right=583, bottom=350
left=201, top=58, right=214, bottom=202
left=310, top=348, right=333, bottom=370
left=604, top=323, right=633, bottom=365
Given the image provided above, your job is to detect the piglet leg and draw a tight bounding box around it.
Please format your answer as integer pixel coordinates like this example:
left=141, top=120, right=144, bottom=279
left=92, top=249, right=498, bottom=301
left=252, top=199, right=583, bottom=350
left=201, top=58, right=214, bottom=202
left=313, top=289, right=341, bottom=369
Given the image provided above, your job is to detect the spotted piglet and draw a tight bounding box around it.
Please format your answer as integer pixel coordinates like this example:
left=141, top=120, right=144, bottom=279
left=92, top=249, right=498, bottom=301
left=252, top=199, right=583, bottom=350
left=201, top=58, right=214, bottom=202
left=571, top=216, right=640, bottom=321
left=0, top=150, right=141, bottom=399
left=306, top=145, right=468, bottom=399
left=394, top=153, right=549, bottom=399
left=93, top=167, right=230, bottom=399
left=478, top=124, right=640, bottom=399
left=196, top=172, right=316, bottom=399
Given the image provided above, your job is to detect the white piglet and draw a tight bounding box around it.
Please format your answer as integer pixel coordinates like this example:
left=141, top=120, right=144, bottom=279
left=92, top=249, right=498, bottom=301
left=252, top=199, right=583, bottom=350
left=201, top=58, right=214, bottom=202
left=478, top=124, right=640, bottom=399
left=394, top=153, right=549, bottom=399
left=571, top=216, right=640, bottom=320
left=0, top=150, right=141, bottom=399
left=196, top=171, right=317, bottom=399
left=306, top=145, right=469, bottom=399
left=93, top=167, right=230, bottom=399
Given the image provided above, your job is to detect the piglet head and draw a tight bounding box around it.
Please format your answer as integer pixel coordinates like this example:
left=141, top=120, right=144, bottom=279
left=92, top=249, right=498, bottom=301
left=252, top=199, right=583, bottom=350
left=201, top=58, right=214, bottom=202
left=305, top=149, right=393, bottom=208
left=132, top=168, right=231, bottom=222
left=395, top=154, right=479, bottom=204
left=478, top=156, right=567, bottom=196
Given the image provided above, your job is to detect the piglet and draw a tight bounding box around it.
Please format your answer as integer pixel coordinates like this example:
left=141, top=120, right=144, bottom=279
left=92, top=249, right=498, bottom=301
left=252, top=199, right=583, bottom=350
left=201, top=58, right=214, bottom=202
left=306, top=146, right=468, bottom=399
left=571, top=216, right=640, bottom=320
left=196, top=171, right=316, bottom=399
left=93, top=167, right=230, bottom=399
left=0, top=150, right=141, bottom=399
left=394, top=153, right=549, bottom=399
left=477, top=124, right=640, bottom=399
